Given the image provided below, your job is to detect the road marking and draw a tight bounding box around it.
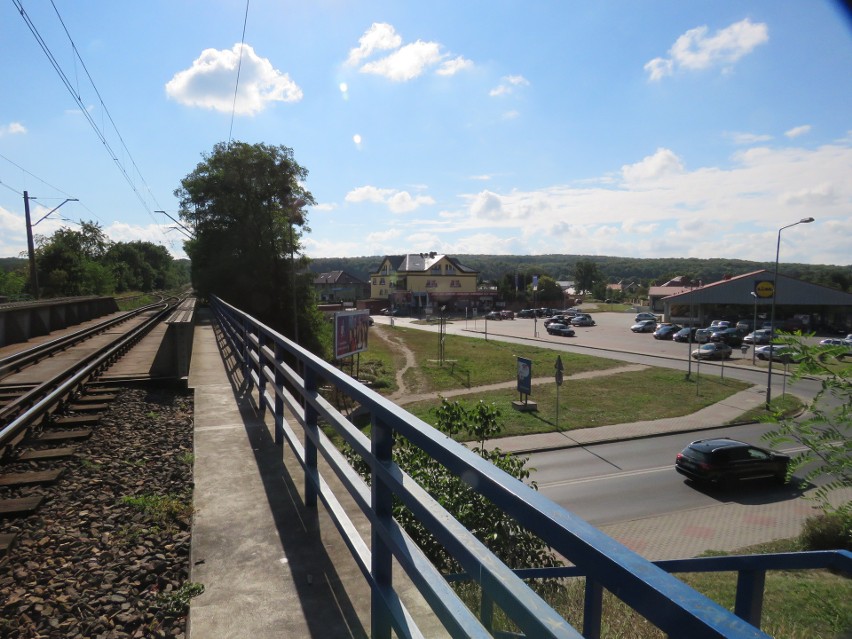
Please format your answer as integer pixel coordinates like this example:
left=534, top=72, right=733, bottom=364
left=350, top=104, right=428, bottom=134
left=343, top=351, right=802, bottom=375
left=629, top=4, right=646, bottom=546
left=539, top=465, right=672, bottom=488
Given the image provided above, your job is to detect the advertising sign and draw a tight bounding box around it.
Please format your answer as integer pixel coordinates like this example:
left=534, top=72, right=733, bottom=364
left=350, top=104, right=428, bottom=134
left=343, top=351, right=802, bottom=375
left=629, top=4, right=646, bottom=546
left=754, top=280, right=774, bottom=299
left=334, top=310, right=371, bottom=360
left=517, top=357, right=532, bottom=395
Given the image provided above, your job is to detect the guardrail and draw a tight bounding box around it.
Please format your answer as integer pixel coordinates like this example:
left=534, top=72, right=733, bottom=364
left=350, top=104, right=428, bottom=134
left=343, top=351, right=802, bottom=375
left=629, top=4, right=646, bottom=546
left=212, top=295, right=792, bottom=638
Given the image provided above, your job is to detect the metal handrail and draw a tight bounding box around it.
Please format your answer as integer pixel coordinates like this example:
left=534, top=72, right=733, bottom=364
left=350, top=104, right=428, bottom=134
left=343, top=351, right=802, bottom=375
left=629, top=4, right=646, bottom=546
left=212, top=295, right=773, bottom=639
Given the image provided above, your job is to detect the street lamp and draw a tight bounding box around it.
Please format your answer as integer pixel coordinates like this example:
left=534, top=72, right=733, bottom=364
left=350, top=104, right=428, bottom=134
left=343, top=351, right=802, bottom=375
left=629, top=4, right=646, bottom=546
left=23, top=191, right=78, bottom=299
left=766, top=217, right=814, bottom=408
left=750, top=291, right=758, bottom=366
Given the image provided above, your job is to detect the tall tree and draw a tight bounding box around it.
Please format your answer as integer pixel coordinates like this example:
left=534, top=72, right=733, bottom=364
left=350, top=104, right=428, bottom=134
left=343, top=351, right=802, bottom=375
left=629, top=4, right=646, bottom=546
left=573, top=259, right=601, bottom=294
left=175, top=141, right=325, bottom=353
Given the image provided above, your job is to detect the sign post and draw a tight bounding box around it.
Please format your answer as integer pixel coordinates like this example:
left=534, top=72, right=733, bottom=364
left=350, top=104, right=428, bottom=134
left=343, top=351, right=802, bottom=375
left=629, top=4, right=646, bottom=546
left=555, top=356, right=564, bottom=429
left=512, top=357, right=537, bottom=412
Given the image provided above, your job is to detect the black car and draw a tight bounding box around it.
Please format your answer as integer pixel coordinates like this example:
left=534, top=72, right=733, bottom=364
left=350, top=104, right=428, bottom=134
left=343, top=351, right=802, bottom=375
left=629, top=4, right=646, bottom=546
left=546, top=322, right=575, bottom=337
left=653, top=323, right=681, bottom=340
left=675, top=438, right=789, bottom=487
left=673, top=327, right=698, bottom=343
left=710, top=327, right=745, bottom=347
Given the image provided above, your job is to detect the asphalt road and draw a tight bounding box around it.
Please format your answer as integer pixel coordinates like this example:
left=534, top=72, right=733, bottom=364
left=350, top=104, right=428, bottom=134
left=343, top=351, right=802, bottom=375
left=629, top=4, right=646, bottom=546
left=529, top=422, right=809, bottom=526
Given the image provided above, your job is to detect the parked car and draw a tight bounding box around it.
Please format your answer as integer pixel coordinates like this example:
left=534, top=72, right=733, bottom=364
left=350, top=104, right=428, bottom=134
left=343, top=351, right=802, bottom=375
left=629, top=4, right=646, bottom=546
left=484, top=311, right=503, bottom=320
left=735, top=319, right=754, bottom=332
left=630, top=319, right=657, bottom=333
left=743, top=329, right=772, bottom=345
left=710, top=327, right=745, bottom=347
left=694, top=328, right=714, bottom=343
left=675, top=438, right=789, bottom=487
left=709, top=319, right=731, bottom=329
left=691, top=342, right=732, bottom=360
left=570, top=314, right=596, bottom=327
left=653, top=323, right=681, bottom=340
left=546, top=322, right=575, bottom=337
left=499, top=310, right=515, bottom=320
left=517, top=309, right=535, bottom=318
left=634, top=312, right=657, bottom=322
left=543, top=314, right=568, bottom=327
left=754, top=344, right=802, bottom=363
left=818, top=338, right=852, bottom=359
left=673, top=327, right=698, bottom=343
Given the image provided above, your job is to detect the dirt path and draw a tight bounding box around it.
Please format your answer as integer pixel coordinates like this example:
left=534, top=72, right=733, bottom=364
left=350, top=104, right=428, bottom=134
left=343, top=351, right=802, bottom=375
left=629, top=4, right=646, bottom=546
left=372, top=326, right=422, bottom=402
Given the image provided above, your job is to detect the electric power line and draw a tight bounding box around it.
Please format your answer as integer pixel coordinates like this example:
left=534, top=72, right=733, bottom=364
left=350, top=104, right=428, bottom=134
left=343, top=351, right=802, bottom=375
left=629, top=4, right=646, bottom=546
left=228, top=0, right=251, bottom=146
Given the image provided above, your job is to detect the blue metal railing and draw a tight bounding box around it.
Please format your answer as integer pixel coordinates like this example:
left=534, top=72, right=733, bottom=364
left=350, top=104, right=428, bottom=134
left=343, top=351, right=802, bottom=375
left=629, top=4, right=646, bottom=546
left=211, top=296, right=844, bottom=638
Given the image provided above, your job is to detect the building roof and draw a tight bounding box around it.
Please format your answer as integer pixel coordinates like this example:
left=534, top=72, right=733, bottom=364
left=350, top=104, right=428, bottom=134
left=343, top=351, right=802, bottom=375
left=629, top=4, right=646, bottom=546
left=661, top=269, right=852, bottom=306
left=313, top=270, right=367, bottom=285
left=378, top=253, right=478, bottom=274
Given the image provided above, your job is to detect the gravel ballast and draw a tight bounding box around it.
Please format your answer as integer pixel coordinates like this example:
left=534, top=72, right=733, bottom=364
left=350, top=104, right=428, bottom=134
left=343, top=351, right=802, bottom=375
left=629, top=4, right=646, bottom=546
left=0, top=386, right=194, bottom=638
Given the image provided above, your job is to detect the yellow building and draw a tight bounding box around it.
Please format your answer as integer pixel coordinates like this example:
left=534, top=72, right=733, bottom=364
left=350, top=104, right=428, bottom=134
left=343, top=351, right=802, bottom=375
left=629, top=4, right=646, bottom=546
left=370, top=253, right=484, bottom=313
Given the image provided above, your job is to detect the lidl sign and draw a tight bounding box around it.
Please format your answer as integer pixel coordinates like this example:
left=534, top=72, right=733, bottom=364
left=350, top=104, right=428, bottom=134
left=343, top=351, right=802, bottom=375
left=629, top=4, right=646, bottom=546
left=754, top=280, right=775, bottom=299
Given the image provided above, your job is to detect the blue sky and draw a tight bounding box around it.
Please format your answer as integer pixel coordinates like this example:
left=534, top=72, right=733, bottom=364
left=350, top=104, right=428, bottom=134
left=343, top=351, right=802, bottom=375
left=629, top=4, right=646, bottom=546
left=1, top=1, right=850, bottom=266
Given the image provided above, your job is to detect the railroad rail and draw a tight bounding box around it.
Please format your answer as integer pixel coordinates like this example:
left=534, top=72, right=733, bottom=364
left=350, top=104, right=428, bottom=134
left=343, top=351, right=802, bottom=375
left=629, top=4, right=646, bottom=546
left=0, top=297, right=193, bottom=558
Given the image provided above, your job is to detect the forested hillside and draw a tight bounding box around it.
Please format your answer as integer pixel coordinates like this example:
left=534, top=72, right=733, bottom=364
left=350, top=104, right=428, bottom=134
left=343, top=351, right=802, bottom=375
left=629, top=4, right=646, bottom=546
left=309, top=254, right=852, bottom=292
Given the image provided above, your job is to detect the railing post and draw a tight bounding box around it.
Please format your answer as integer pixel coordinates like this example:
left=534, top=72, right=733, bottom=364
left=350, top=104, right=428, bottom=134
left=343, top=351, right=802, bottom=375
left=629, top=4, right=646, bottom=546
left=242, top=317, right=252, bottom=391
left=583, top=578, right=603, bottom=639
left=257, top=331, right=267, bottom=415
left=304, top=366, right=319, bottom=509
left=734, top=569, right=766, bottom=628
left=371, top=416, right=394, bottom=639
left=273, top=341, right=284, bottom=446
left=480, top=588, right=494, bottom=634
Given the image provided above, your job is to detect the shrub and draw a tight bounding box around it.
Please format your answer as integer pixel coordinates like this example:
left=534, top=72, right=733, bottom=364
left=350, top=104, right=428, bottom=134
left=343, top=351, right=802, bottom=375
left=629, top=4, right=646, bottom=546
left=799, top=511, right=852, bottom=551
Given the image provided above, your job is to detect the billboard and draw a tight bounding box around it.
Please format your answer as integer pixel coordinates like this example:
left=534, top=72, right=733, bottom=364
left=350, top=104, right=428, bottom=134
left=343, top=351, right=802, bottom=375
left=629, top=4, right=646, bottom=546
left=517, top=357, right=532, bottom=395
left=334, top=310, right=371, bottom=360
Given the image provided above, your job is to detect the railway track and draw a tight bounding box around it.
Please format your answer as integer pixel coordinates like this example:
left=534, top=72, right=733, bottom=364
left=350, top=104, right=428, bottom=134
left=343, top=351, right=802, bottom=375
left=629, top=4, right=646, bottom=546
left=0, top=297, right=186, bottom=558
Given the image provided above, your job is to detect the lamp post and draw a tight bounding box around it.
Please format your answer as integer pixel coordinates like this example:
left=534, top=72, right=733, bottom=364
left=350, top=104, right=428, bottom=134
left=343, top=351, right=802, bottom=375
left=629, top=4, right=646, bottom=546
left=766, top=217, right=814, bottom=408
left=23, top=191, right=78, bottom=299
left=750, top=291, right=758, bottom=366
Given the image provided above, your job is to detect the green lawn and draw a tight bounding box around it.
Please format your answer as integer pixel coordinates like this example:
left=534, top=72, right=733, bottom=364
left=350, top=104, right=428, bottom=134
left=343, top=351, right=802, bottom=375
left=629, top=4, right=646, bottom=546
left=367, top=324, right=623, bottom=394
left=405, top=368, right=750, bottom=438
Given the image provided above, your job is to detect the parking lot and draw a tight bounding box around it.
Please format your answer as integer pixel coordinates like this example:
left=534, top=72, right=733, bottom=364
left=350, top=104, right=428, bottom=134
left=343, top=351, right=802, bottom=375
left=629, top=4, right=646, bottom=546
left=386, top=308, right=826, bottom=368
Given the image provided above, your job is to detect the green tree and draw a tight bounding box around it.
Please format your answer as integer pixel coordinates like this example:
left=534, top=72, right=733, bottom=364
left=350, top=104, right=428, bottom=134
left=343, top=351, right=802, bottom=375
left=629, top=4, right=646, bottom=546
left=573, top=260, right=600, bottom=295
left=532, top=275, right=563, bottom=304
left=762, top=335, right=851, bottom=546
left=35, top=222, right=116, bottom=296
left=176, top=141, right=326, bottom=354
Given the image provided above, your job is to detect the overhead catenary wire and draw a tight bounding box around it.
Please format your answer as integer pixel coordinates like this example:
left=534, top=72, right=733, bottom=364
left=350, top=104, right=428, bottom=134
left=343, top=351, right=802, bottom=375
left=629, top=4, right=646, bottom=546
left=227, top=0, right=252, bottom=146
left=11, top=0, right=169, bottom=241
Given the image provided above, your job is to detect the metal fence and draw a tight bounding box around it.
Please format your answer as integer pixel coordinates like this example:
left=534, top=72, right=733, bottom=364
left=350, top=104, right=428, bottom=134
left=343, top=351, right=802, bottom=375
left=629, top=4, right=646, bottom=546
left=211, top=295, right=849, bottom=639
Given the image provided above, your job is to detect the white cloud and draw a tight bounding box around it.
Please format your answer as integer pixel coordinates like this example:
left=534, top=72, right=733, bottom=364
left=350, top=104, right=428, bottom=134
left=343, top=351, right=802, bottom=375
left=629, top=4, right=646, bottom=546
left=621, top=148, right=685, bottom=183
left=313, top=203, right=337, bottom=212
left=347, top=23, right=472, bottom=81
left=489, top=74, right=529, bottom=97
left=360, top=41, right=444, bottom=82
left=779, top=183, right=837, bottom=206
left=729, top=131, right=773, bottom=145
left=645, top=18, right=768, bottom=81
left=437, top=56, right=473, bottom=76
left=345, top=185, right=435, bottom=213
left=166, top=44, right=302, bottom=115
left=785, top=125, right=811, bottom=138
left=346, top=23, right=402, bottom=67
left=0, top=122, right=27, bottom=136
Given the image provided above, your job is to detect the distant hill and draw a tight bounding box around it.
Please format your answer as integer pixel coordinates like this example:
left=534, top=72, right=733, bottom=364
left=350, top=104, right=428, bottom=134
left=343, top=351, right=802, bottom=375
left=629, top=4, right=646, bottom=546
left=308, top=254, right=852, bottom=292
left=0, top=257, right=27, bottom=273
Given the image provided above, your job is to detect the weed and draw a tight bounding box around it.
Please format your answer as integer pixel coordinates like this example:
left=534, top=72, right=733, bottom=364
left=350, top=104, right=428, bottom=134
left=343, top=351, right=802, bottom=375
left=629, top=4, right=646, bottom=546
left=153, top=581, right=205, bottom=615
left=120, top=493, right=193, bottom=526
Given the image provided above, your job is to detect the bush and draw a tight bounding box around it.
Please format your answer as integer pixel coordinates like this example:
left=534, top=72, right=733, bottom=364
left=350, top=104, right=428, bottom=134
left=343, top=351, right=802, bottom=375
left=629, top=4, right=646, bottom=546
left=799, top=511, right=852, bottom=551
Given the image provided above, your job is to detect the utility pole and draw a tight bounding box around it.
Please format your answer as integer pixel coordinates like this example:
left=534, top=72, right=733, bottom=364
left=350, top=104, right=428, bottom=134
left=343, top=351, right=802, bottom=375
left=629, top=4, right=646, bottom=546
left=22, top=191, right=79, bottom=300
left=23, top=191, right=38, bottom=298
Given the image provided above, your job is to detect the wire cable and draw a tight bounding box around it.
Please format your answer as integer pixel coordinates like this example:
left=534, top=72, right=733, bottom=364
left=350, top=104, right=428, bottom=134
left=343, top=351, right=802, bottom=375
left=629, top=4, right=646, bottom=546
left=228, top=0, right=251, bottom=146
